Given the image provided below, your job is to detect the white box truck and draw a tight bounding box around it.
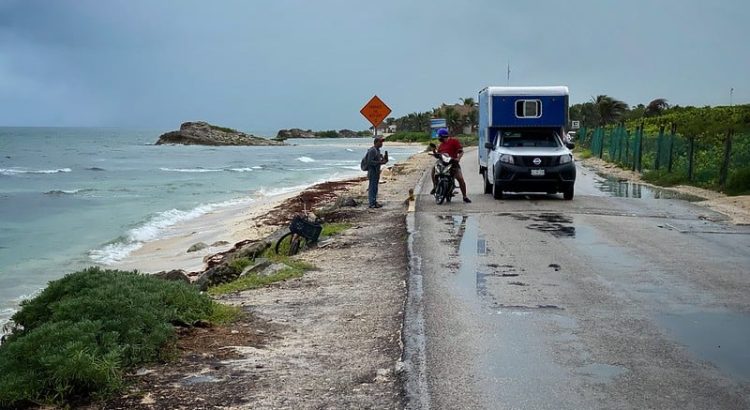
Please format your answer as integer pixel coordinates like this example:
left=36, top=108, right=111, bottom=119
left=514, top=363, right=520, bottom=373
left=478, top=86, right=576, bottom=200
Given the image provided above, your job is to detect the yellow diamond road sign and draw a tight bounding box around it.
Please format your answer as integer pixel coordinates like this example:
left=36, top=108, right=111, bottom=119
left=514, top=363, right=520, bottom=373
left=360, top=95, right=392, bottom=128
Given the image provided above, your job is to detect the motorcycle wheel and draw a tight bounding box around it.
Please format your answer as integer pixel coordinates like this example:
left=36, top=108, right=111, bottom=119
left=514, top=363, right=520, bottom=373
left=435, top=182, right=446, bottom=205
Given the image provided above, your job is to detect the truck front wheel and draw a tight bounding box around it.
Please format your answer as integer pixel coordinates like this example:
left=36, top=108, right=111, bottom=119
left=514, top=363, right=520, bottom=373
left=483, top=169, right=492, bottom=194
left=492, top=180, right=504, bottom=200
left=563, top=184, right=575, bottom=200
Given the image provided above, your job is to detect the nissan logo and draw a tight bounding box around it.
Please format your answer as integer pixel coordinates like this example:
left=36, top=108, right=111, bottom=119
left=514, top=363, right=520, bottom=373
left=533, top=157, right=542, bottom=166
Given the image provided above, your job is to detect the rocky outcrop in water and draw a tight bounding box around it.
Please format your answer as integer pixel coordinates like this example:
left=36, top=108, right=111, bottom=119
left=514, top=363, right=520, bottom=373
left=275, top=128, right=316, bottom=140
left=156, top=122, right=284, bottom=146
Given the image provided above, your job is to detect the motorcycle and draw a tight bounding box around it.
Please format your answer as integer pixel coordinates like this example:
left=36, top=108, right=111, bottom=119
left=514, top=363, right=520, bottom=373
left=432, top=152, right=456, bottom=204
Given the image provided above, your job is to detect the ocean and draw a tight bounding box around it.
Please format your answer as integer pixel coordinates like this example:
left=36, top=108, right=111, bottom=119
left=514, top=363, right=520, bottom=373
left=0, top=127, right=422, bottom=332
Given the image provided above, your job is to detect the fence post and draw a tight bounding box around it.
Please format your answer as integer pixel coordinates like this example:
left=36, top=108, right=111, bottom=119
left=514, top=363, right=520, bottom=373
left=655, top=125, right=665, bottom=171
left=638, top=122, right=645, bottom=172
left=719, top=129, right=734, bottom=190
left=633, top=123, right=643, bottom=172
left=687, top=135, right=695, bottom=181
left=624, top=129, right=630, bottom=166
left=667, top=123, right=676, bottom=173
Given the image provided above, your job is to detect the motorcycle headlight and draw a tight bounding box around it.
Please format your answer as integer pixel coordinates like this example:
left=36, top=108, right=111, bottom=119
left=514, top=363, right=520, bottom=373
left=499, top=154, right=514, bottom=164
left=559, top=154, right=573, bottom=164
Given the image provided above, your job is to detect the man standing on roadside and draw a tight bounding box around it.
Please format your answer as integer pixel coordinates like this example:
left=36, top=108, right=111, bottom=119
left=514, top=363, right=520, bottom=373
left=431, top=128, right=471, bottom=203
left=365, top=136, right=388, bottom=208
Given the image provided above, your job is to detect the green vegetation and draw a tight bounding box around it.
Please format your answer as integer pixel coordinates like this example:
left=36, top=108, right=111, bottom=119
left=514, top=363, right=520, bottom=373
left=387, top=132, right=431, bottom=143
left=576, top=148, right=593, bottom=159
left=210, top=125, right=239, bottom=133
left=321, top=222, right=351, bottom=237
left=574, top=101, right=750, bottom=194
left=387, top=97, right=478, bottom=136
left=386, top=132, right=477, bottom=148
left=314, top=130, right=339, bottom=138
left=208, top=252, right=314, bottom=296
left=725, top=167, right=750, bottom=196
left=455, top=134, right=478, bottom=147
left=207, top=267, right=304, bottom=295
left=0, top=267, right=232, bottom=407
left=228, top=256, right=254, bottom=272
left=641, top=169, right=689, bottom=187
left=208, top=222, right=352, bottom=296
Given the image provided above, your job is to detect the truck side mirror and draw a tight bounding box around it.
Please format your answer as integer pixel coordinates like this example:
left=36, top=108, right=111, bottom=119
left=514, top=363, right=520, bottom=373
left=566, top=142, right=575, bottom=150
left=484, top=142, right=494, bottom=150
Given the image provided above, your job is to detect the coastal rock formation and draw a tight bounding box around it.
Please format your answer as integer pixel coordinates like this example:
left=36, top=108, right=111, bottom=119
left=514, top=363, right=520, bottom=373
left=156, top=121, right=284, bottom=146
left=275, top=128, right=316, bottom=140
left=275, top=128, right=370, bottom=140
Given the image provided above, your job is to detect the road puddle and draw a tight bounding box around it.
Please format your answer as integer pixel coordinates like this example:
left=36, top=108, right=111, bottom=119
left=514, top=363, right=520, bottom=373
left=525, top=213, right=576, bottom=238
left=455, top=215, right=482, bottom=298
left=595, top=175, right=703, bottom=201
left=658, top=311, right=750, bottom=381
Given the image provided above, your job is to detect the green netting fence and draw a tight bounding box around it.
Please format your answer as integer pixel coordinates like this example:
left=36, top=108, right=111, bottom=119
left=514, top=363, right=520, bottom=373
left=576, top=124, right=750, bottom=194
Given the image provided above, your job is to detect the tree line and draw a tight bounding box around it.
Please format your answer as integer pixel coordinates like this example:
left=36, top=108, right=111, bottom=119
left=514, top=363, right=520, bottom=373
left=386, top=97, right=478, bottom=135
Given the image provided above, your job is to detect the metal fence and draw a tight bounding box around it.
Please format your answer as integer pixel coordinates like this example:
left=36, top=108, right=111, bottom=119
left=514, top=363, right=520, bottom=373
left=577, top=124, right=750, bottom=192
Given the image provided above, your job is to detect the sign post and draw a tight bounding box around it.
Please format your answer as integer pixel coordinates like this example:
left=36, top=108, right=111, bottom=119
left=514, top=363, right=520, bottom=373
left=360, top=95, right=392, bottom=137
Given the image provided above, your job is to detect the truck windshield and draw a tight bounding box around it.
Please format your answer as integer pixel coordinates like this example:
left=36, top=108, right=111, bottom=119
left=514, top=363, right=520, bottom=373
left=500, top=129, right=561, bottom=148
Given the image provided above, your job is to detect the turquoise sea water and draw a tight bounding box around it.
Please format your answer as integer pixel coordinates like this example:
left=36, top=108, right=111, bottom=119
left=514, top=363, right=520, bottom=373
left=0, top=127, right=421, bottom=331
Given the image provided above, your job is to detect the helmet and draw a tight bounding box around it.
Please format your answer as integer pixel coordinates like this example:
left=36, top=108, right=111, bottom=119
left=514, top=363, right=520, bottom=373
left=437, top=128, right=449, bottom=138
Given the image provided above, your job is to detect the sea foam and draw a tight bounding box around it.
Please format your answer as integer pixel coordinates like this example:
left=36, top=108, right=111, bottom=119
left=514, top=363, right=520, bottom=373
left=1, top=167, right=72, bottom=175
left=160, top=167, right=223, bottom=173
left=89, top=197, right=254, bottom=264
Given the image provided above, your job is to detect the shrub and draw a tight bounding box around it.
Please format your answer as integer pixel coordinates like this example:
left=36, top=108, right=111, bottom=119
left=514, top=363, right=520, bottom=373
left=386, top=132, right=431, bottom=143
left=228, top=257, right=253, bottom=273
left=455, top=134, right=478, bottom=147
left=642, top=169, right=688, bottom=187
left=0, top=267, right=224, bottom=407
left=725, top=167, right=750, bottom=195
left=208, top=252, right=315, bottom=296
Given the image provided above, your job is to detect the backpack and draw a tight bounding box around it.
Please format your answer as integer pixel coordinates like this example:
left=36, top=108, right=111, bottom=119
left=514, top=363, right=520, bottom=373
left=360, top=152, right=368, bottom=171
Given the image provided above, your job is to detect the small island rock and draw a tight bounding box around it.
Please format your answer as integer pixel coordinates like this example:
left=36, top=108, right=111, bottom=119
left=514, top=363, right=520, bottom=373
left=156, top=121, right=285, bottom=146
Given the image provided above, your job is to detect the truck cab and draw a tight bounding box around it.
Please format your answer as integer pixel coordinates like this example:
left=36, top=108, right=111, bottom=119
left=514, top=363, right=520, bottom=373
left=478, top=86, right=576, bottom=200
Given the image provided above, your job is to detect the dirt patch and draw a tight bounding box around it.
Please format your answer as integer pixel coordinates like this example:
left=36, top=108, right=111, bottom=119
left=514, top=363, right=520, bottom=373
left=93, top=148, right=434, bottom=409
left=100, top=315, right=277, bottom=409
left=579, top=155, right=750, bottom=225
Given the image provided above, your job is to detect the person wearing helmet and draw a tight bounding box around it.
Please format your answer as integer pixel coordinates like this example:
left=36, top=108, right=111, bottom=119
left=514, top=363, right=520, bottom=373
left=430, top=128, right=471, bottom=203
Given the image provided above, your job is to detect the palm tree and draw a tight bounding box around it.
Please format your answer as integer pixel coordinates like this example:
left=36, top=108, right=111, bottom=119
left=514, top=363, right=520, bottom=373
left=644, top=98, right=669, bottom=117
left=460, top=97, right=476, bottom=107
left=464, top=109, right=478, bottom=133
left=592, top=95, right=629, bottom=126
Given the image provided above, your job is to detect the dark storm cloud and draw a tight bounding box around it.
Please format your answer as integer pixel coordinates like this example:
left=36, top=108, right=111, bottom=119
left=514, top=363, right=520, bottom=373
left=0, top=0, right=748, bottom=131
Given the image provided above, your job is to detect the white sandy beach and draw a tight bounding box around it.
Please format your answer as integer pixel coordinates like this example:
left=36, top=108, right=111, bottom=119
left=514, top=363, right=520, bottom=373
left=113, top=142, right=425, bottom=274
left=111, top=190, right=299, bottom=274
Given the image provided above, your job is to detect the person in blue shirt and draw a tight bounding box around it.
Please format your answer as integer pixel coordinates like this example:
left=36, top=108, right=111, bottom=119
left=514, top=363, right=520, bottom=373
left=365, top=136, right=389, bottom=208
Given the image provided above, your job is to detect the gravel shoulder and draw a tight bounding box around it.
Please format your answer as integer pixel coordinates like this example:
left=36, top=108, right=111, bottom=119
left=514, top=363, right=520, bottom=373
left=98, top=149, right=434, bottom=409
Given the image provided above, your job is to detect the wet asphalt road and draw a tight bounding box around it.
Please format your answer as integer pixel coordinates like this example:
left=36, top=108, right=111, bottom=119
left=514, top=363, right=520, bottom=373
left=404, top=149, right=750, bottom=410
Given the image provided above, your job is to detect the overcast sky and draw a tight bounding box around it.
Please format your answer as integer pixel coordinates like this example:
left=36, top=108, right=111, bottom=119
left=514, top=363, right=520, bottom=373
left=1, top=0, right=748, bottom=133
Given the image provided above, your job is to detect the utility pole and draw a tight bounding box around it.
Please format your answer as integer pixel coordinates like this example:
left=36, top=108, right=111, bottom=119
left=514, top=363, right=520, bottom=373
left=506, top=60, right=511, bottom=86
left=730, top=87, right=734, bottom=107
